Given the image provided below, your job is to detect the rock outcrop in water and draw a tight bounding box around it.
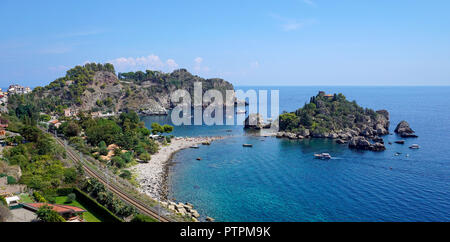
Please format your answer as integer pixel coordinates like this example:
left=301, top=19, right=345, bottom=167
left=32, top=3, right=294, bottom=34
left=394, top=120, right=418, bottom=138
left=277, top=91, right=389, bottom=151
left=244, top=113, right=271, bottom=130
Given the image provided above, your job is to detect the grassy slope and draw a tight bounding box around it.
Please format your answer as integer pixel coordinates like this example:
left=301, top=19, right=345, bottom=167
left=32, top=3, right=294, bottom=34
left=54, top=196, right=102, bottom=222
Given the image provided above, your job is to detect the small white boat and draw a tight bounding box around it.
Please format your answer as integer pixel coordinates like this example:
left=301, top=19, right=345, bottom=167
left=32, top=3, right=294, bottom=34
left=314, top=153, right=332, bottom=159
left=409, top=144, right=420, bottom=149
left=190, top=145, right=200, bottom=149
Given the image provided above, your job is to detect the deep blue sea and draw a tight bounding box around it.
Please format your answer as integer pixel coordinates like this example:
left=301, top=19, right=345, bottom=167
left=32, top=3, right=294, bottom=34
left=142, top=86, right=450, bottom=222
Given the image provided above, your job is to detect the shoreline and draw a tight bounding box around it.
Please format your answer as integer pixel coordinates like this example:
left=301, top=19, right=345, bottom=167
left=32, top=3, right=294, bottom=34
left=131, top=136, right=224, bottom=202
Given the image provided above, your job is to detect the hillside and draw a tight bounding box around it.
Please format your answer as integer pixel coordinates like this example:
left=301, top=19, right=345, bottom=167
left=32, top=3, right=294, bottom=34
left=8, top=63, right=235, bottom=115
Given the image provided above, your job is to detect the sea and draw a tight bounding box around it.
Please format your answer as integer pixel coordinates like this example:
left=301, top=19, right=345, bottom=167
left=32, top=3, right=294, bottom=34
left=141, top=86, right=450, bottom=222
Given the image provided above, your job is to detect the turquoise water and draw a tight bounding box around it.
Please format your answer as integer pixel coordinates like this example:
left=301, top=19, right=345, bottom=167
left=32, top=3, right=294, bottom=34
left=142, top=86, right=450, bottom=221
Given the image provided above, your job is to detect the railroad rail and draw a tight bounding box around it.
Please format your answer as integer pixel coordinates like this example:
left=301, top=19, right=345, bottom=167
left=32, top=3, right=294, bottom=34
left=50, top=132, right=173, bottom=222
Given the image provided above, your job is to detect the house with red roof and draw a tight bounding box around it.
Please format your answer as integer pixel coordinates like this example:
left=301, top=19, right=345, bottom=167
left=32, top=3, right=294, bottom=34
left=22, top=203, right=86, bottom=221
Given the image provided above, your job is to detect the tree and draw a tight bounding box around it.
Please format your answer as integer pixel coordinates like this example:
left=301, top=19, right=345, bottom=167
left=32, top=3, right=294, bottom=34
left=65, top=193, right=76, bottom=204
left=85, top=119, right=121, bottom=145
left=36, top=205, right=66, bottom=222
left=119, top=170, right=132, bottom=180
left=111, top=156, right=125, bottom=168
left=63, top=121, right=81, bottom=137
left=139, top=152, right=151, bottom=163
left=150, top=123, right=164, bottom=135
left=163, top=124, right=173, bottom=134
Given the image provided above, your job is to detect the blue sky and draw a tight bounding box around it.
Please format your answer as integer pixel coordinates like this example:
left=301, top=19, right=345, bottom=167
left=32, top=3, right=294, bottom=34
left=0, top=0, right=449, bottom=87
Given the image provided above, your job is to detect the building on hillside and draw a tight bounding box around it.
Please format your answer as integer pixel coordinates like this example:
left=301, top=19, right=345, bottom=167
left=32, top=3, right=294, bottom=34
left=7, top=84, right=31, bottom=95
left=22, top=203, right=86, bottom=221
left=64, top=108, right=75, bottom=117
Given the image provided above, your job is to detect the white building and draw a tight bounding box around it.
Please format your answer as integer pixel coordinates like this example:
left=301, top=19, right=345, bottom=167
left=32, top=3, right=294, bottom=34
left=8, top=84, right=32, bottom=95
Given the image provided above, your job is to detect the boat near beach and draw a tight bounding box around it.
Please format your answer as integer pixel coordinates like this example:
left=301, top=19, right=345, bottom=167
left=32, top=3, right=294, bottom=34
left=314, top=153, right=332, bottom=159
left=190, top=145, right=200, bottom=149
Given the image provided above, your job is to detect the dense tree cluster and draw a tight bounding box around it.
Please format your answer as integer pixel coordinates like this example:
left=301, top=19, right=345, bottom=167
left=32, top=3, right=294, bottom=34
left=1, top=114, right=78, bottom=197
left=83, top=178, right=136, bottom=218
left=7, top=63, right=116, bottom=114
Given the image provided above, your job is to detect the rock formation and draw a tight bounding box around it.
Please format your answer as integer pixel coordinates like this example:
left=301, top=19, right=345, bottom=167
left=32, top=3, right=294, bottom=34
left=394, top=121, right=418, bottom=138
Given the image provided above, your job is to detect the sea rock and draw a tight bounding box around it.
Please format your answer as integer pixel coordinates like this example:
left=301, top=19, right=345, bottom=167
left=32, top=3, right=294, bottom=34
left=372, top=136, right=384, bottom=143
left=300, top=129, right=310, bottom=137
left=276, top=132, right=285, bottom=138
left=191, top=210, right=200, bottom=218
left=206, top=216, right=215, bottom=222
left=244, top=113, right=265, bottom=129
left=328, top=133, right=339, bottom=139
left=394, top=121, right=418, bottom=138
left=371, top=142, right=386, bottom=151
left=349, top=136, right=385, bottom=151
left=349, top=136, right=372, bottom=150
left=336, top=139, right=347, bottom=144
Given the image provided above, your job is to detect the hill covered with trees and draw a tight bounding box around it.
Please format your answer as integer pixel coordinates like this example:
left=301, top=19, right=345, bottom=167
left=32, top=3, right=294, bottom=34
left=7, top=63, right=235, bottom=116
left=278, top=91, right=390, bottom=151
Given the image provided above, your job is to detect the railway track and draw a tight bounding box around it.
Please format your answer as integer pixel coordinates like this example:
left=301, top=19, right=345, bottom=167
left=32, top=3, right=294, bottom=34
left=51, top=134, right=173, bottom=222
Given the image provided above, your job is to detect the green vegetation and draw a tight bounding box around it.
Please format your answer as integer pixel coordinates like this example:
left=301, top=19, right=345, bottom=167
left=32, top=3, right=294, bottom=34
left=279, top=92, right=378, bottom=135
left=131, top=214, right=158, bottom=222
left=82, top=178, right=135, bottom=219
left=53, top=195, right=101, bottom=222
left=1, top=114, right=80, bottom=199
left=36, top=205, right=66, bottom=222
left=7, top=63, right=115, bottom=114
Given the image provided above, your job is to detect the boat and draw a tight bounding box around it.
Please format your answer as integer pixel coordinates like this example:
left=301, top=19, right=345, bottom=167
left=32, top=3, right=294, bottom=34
left=242, top=144, right=253, bottom=147
left=409, top=144, right=420, bottom=149
left=314, top=153, right=332, bottom=159
left=395, top=140, right=405, bottom=144
left=190, top=145, right=200, bottom=149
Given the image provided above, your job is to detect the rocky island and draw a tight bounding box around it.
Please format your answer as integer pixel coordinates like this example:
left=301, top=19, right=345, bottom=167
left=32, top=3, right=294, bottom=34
left=277, top=91, right=390, bottom=151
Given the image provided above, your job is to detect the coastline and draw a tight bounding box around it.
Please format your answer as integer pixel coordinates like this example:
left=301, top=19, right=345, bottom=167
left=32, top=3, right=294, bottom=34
left=131, top=136, right=224, bottom=201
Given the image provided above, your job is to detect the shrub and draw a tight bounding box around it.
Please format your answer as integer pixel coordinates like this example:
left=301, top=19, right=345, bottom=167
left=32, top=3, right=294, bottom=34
left=138, top=152, right=151, bottom=163
left=111, top=156, right=125, bottom=168
left=65, top=193, right=76, bottom=204
left=36, top=205, right=66, bottom=222
left=6, top=176, right=17, bottom=185
left=119, top=170, right=132, bottom=180
left=33, top=191, right=47, bottom=203
left=131, top=214, right=157, bottom=222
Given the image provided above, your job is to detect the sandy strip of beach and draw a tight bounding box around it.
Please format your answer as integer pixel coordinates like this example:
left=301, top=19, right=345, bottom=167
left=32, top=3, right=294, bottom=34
left=131, top=136, right=223, bottom=201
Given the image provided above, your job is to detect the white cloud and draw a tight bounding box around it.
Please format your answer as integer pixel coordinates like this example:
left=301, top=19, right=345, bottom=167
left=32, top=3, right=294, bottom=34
left=193, top=57, right=209, bottom=72
left=108, top=54, right=178, bottom=72
left=166, top=59, right=179, bottom=71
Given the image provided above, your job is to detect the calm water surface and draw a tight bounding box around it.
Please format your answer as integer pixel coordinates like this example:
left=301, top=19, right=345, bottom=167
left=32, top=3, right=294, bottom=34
left=142, top=86, right=450, bottom=221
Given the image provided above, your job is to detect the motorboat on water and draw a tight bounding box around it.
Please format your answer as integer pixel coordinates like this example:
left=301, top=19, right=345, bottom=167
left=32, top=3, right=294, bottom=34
left=409, top=144, right=420, bottom=149
left=314, top=153, right=332, bottom=159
